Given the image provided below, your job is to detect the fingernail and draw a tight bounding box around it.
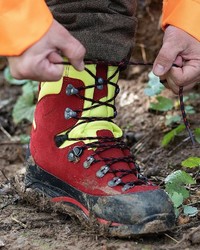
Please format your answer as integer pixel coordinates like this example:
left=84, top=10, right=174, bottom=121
left=154, top=64, right=165, bottom=76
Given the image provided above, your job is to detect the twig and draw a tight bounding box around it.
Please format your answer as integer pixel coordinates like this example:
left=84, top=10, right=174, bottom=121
left=136, top=43, right=147, bottom=63
left=0, top=196, right=19, bottom=210
left=167, top=136, right=191, bottom=156
left=11, top=215, right=27, bottom=228
left=0, top=125, right=12, bottom=140
left=140, top=147, right=162, bottom=164
left=0, top=170, right=9, bottom=182
left=164, top=233, right=179, bottom=244
left=167, top=225, right=200, bottom=249
left=0, top=98, right=12, bottom=111
left=175, top=220, right=200, bottom=232
left=0, top=140, right=21, bottom=145
left=132, top=120, right=160, bottom=155
left=145, top=6, right=155, bottom=22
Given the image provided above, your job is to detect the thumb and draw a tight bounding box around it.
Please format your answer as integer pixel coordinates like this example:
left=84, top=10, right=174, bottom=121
left=51, top=20, right=86, bottom=71
left=153, top=26, right=184, bottom=77
left=153, top=43, right=178, bottom=77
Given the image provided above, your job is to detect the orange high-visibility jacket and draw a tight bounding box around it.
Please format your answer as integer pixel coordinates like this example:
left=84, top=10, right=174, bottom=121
left=0, top=0, right=200, bottom=56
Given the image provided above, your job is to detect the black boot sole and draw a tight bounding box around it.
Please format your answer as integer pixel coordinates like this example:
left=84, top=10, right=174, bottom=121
left=25, top=157, right=176, bottom=238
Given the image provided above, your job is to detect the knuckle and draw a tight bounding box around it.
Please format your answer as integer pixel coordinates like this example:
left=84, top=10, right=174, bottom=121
left=158, top=52, right=174, bottom=65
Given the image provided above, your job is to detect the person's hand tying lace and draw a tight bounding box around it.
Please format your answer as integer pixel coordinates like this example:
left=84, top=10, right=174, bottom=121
left=153, top=26, right=200, bottom=94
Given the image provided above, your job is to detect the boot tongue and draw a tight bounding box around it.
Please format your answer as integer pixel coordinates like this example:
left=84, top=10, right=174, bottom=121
left=96, top=129, right=114, bottom=139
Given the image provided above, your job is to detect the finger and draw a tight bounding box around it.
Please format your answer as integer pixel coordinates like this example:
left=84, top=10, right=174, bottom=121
left=8, top=54, right=64, bottom=81
left=52, top=21, right=86, bottom=71
left=165, top=77, right=179, bottom=94
left=173, top=55, right=184, bottom=67
left=153, top=42, right=179, bottom=77
left=153, top=26, right=183, bottom=77
left=59, top=36, right=85, bottom=71
left=47, top=51, right=63, bottom=64
left=168, top=82, right=196, bottom=95
left=169, top=62, right=200, bottom=86
left=39, top=52, right=64, bottom=81
left=67, top=44, right=85, bottom=71
left=164, top=75, right=197, bottom=95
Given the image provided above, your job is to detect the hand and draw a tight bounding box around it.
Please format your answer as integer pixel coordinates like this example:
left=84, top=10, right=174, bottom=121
left=153, top=25, right=200, bottom=94
left=7, top=20, right=86, bottom=81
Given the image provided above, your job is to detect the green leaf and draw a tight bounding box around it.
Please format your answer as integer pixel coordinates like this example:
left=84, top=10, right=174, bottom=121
left=188, top=92, right=200, bottom=100
left=185, top=105, right=195, bottom=114
left=165, top=170, right=196, bottom=186
left=169, top=192, right=184, bottom=208
left=12, top=92, right=36, bottom=124
left=161, top=124, right=185, bottom=146
left=174, top=208, right=180, bottom=218
left=144, top=71, right=164, bottom=96
left=183, top=205, right=198, bottom=217
left=194, top=128, right=200, bottom=144
left=166, top=182, right=190, bottom=200
left=183, top=96, right=189, bottom=102
left=22, top=81, right=38, bottom=95
left=4, top=67, right=38, bottom=124
left=165, top=170, right=195, bottom=200
left=165, top=115, right=181, bottom=126
left=181, top=157, right=200, bottom=168
left=165, top=170, right=196, bottom=208
left=20, top=134, right=30, bottom=144
left=4, top=67, right=29, bottom=85
left=150, top=96, right=173, bottom=112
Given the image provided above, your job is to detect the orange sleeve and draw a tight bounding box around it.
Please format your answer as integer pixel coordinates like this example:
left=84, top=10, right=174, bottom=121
left=162, top=0, right=200, bottom=41
left=0, top=0, right=53, bottom=56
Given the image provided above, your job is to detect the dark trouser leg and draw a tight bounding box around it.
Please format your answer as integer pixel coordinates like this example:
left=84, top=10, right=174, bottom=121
left=46, top=0, right=137, bottom=61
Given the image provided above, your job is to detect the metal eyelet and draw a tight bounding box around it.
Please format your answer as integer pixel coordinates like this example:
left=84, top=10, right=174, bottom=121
left=96, top=165, right=110, bottom=178
left=108, top=177, right=121, bottom=187
left=83, top=156, right=95, bottom=169
left=122, top=183, right=135, bottom=192
left=115, top=87, right=120, bottom=95
left=66, top=84, right=79, bottom=96
left=137, top=173, right=148, bottom=182
left=135, top=162, right=141, bottom=172
left=64, top=108, right=77, bottom=119
left=96, top=77, right=104, bottom=90
left=67, top=146, right=83, bottom=162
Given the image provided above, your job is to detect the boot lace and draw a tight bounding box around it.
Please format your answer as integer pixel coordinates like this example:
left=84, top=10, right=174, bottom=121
left=55, top=60, right=151, bottom=191
left=54, top=58, right=195, bottom=191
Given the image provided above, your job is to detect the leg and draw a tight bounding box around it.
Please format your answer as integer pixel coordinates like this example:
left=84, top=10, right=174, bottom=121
left=46, top=0, right=137, bottom=61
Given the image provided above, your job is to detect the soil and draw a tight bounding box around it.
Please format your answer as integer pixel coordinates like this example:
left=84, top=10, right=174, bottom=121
left=0, top=1, right=200, bottom=250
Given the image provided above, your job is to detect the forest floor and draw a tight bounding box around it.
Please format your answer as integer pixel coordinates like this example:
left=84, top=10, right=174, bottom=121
left=0, top=1, right=199, bottom=250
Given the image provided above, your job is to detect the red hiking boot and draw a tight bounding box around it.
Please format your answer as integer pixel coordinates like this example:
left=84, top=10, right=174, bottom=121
left=25, top=63, right=175, bottom=237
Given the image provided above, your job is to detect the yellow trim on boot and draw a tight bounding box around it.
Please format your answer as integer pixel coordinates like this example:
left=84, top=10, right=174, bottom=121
left=38, top=78, right=64, bottom=102
left=38, top=59, right=69, bottom=101
left=33, top=63, right=122, bottom=148
left=59, top=64, right=122, bottom=149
